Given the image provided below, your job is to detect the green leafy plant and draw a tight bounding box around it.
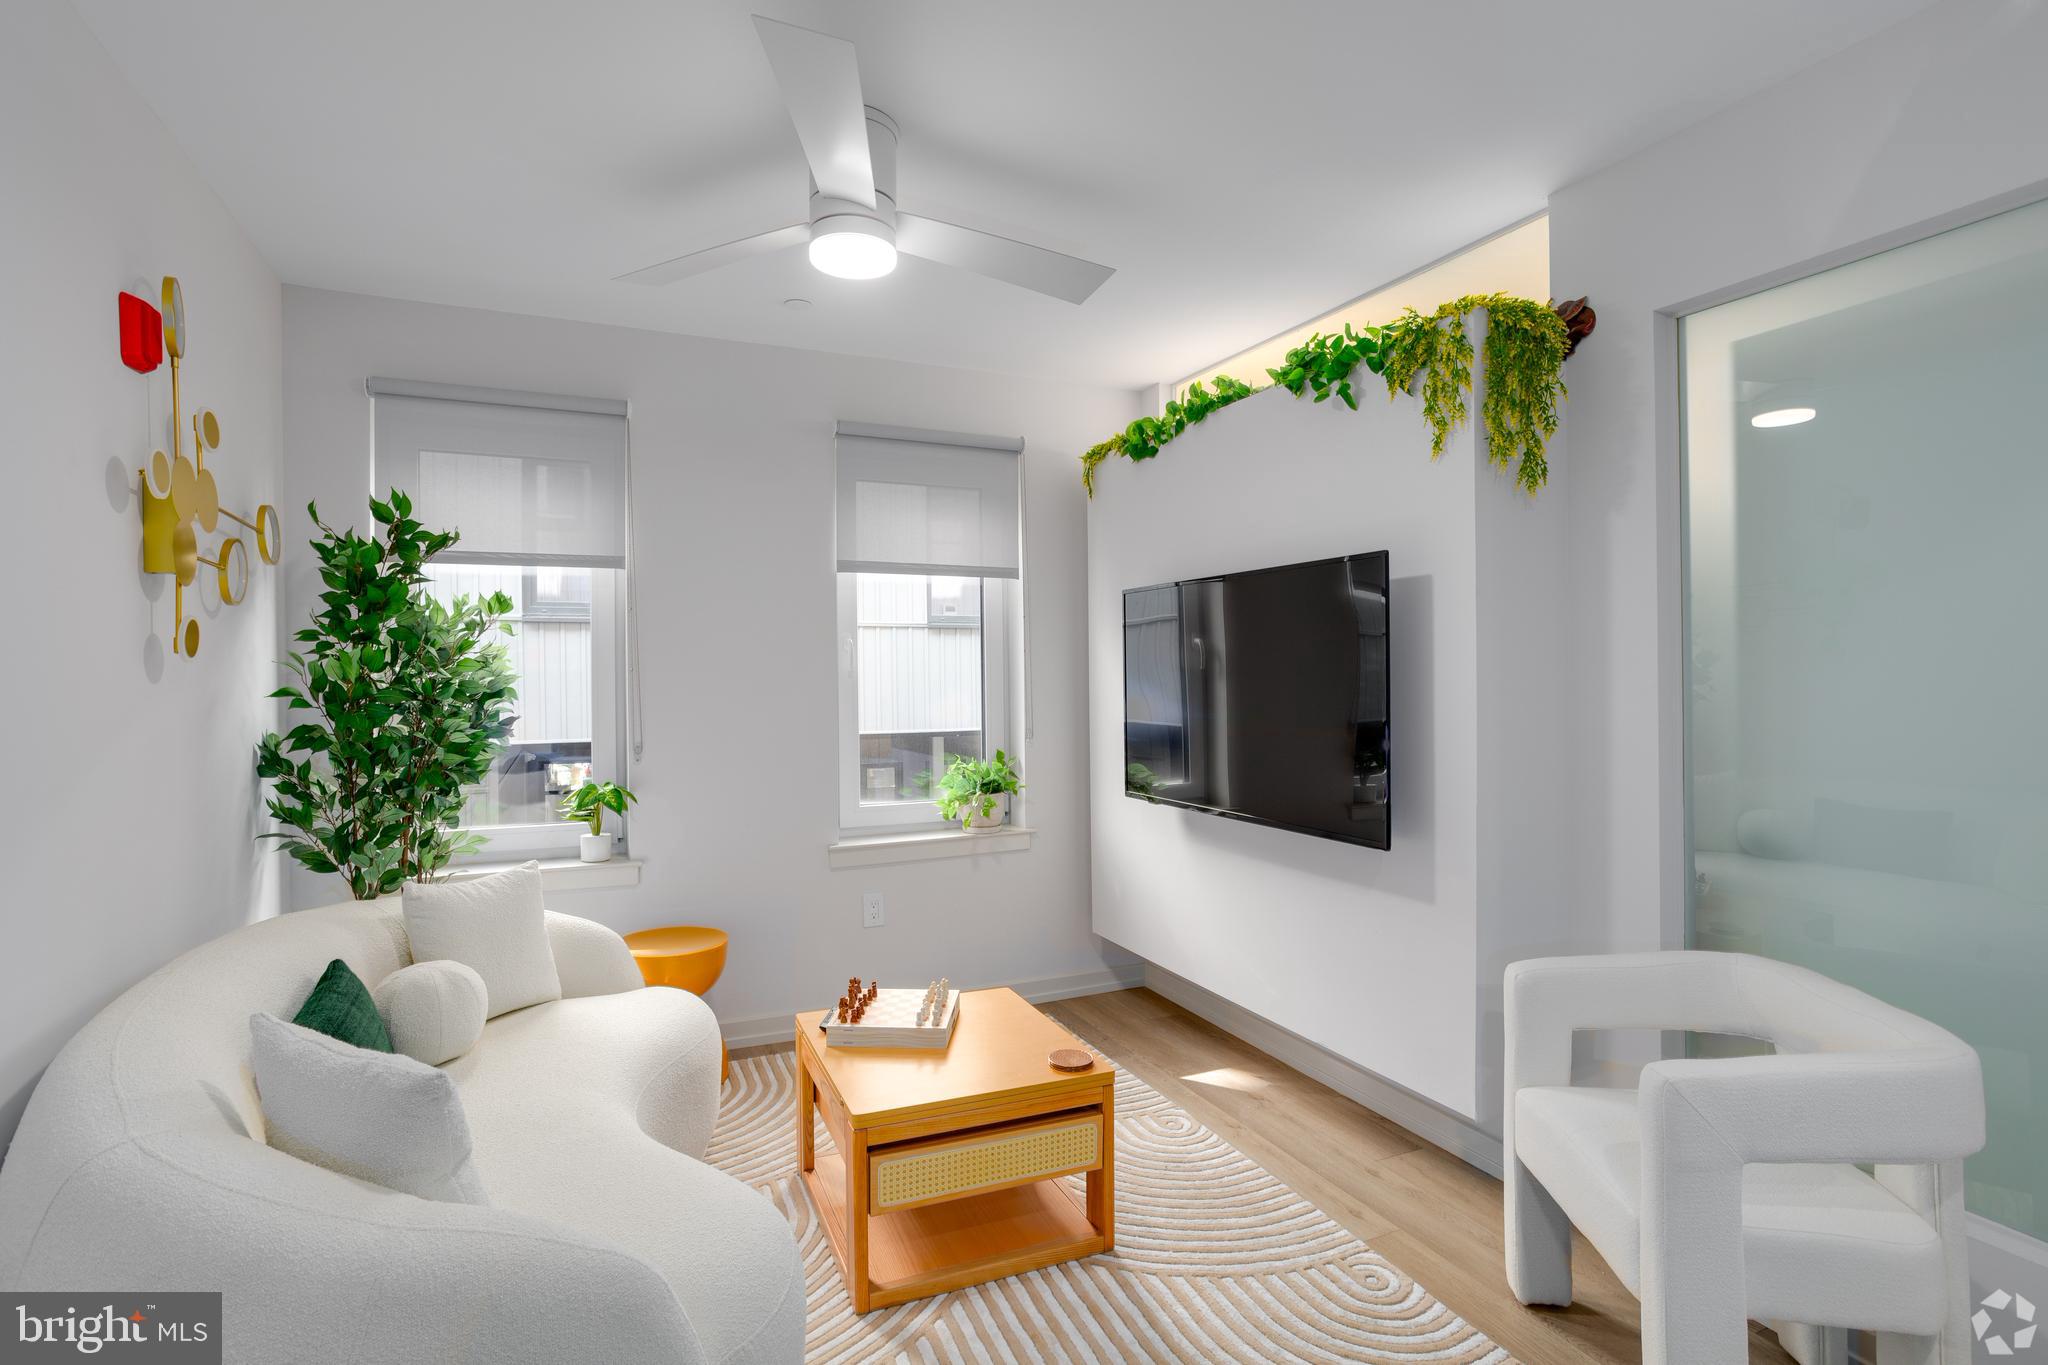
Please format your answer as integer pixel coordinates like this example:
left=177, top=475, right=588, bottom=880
left=1268, top=323, right=1386, bottom=409
left=559, top=779, right=636, bottom=836
left=1081, top=374, right=1257, bottom=494
left=1380, top=293, right=1567, bottom=494
left=933, top=750, right=1023, bottom=828
left=1079, top=433, right=1122, bottom=497
left=1079, top=295, right=1574, bottom=497
left=256, top=490, right=519, bottom=899
left=1124, top=761, right=1161, bottom=803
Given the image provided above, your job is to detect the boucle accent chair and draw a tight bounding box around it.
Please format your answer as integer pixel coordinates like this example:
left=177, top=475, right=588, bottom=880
left=1504, top=950, right=1984, bottom=1365
left=0, top=902, right=804, bottom=1365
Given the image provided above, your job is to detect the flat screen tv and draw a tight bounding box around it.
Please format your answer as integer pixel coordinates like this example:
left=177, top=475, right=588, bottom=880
left=1123, top=551, right=1389, bottom=848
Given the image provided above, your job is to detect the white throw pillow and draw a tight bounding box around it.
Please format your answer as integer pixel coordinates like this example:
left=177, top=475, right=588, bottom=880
left=373, top=960, right=489, bottom=1066
left=401, top=862, right=561, bottom=1018
left=249, top=1013, right=488, bottom=1204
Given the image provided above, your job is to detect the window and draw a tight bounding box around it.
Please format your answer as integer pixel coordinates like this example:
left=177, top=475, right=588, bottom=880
left=372, top=379, right=629, bottom=861
left=834, top=424, right=1021, bottom=831
left=421, top=563, right=621, bottom=857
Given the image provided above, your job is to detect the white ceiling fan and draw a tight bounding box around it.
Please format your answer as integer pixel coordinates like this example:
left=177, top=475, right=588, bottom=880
left=615, top=15, right=1115, bottom=304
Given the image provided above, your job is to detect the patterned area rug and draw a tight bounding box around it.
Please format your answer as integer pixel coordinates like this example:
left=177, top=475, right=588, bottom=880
left=707, top=1048, right=1512, bottom=1364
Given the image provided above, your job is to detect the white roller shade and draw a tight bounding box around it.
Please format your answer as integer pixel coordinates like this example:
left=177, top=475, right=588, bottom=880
left=835, top=422, right=1022, bottom=579
left=370, top=379, right=628, bottom=568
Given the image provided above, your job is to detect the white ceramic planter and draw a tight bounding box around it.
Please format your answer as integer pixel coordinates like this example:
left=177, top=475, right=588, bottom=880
left=961, top=799, right=1007, bottom=830
left=579, top=832, right=616, bottom=863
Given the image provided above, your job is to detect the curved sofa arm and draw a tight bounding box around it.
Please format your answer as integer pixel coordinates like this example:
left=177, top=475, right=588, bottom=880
left=547, top=911, right=645, bottom=999
left=10, top=1132, right=708, bottom=1365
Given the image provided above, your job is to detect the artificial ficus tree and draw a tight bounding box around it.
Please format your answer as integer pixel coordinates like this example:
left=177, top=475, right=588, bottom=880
left=256, top=490, right=518, bottom=898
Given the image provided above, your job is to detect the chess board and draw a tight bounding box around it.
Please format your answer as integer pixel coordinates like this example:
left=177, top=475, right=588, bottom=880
left=820, top=987, right=961, bottom=1049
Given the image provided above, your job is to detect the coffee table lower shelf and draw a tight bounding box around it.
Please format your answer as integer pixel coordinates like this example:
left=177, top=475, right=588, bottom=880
left=803, top=1151, right=1105, bottom=1311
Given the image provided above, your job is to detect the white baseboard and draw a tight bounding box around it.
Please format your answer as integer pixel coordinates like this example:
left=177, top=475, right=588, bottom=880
left=717, top=961, right=1148, bottom=1051
left=1141, top=963, right=1506, bottom=1178
left=1843, top=1218, right=2048, bottom=1365
left=1970, top=1211, right=2048, bottom=1271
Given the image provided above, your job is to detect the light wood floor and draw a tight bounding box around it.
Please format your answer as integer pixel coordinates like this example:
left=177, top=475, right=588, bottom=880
left=744, top=985, right=1797, bottom=1364
left=1038, top=988, right=1798, bottom=1365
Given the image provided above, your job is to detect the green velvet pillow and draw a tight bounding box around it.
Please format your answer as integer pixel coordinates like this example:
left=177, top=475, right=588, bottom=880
left=291, top=958, right=394, bottom=1053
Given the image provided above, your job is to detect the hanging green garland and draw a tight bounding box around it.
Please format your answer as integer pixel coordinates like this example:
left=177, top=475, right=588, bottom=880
left=1081, top=293, right=1580, bottom=498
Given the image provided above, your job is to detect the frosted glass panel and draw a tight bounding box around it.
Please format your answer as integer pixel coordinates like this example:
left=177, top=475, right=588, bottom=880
left=1681, top=195, right=2048, bottom=1242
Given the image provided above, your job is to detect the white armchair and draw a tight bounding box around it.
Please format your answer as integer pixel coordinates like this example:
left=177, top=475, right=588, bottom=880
left=1503, top=951, right=1984, bottom=1365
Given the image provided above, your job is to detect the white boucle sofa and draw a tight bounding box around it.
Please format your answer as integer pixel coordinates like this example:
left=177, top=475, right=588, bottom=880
left=0, top=902, right=805, bottom=1365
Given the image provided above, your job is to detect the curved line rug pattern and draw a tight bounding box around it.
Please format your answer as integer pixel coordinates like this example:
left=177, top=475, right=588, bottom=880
left=707, top=1048, right=1514, bottom=1364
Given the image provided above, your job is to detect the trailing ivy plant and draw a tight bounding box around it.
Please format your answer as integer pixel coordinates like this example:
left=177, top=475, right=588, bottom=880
left=255, top=490, right=519, bottom=899
left=1380, top=293, right=1567, bottom=494
left=1268, top=323, right=1386, bottom=409
left=1082, top=373, right=1258, bottom=494
left=1079, top=294, right=1573, bottom=498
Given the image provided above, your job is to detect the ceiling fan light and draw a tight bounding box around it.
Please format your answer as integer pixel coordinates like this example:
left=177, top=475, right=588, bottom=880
left=808, top=217, right=897, bottom=280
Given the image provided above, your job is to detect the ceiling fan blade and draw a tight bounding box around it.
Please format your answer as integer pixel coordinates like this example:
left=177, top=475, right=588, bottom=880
left=896, top=213, right=1114, bottom=304
left=750, top=15, right=876, bottom=208
left=613, top=223, right=809, bottom=286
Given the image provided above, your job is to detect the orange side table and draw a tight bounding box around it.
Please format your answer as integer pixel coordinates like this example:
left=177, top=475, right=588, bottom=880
left=623, top=925, right=730, bottom=1081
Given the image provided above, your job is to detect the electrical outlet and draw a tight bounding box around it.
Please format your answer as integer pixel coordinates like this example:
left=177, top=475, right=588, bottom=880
left=861, top=891, right=885, bottom=928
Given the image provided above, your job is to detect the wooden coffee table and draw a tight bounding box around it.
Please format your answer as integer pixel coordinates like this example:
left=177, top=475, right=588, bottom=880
left=794, top=986, right=1115, bottom=1313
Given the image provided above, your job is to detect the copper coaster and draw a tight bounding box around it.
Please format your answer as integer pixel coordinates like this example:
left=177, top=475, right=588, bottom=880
left=1048, top=1047, right=1094, bottom=1072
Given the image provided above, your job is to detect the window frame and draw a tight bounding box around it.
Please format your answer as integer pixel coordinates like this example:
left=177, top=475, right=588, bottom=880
left=444, top=566, right=627, bottom=863
left=837, top=573, right=1011, bottom=833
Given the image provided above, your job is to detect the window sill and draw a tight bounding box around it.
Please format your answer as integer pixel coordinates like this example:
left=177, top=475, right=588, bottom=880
left=443, top=857, right=642, bottom=891
left=827, top=825, right=1035, bottom=869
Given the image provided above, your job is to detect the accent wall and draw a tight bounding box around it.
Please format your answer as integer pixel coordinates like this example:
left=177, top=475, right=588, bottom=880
left=0, top=0, right=285, bottom=1154
left=1086, top=322, right=1574, bottom=1127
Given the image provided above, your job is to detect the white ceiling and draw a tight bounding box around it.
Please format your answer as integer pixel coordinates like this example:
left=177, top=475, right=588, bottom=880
left=73, top=0, right=1933, bottom=389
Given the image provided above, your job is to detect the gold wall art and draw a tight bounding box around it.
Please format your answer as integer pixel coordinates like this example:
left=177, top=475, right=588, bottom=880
left=130, top=276, right=277, bottom=658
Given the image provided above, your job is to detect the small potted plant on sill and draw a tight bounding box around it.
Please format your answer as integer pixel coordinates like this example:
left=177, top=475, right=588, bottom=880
left=559, top=780, right=637, bottom=863
left=934, top=750, right=1022, bottom=830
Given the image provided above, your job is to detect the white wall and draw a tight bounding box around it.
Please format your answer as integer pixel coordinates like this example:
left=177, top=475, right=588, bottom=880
left=1549, top=0, right=2048, bottom=958
left=1086, top=329, right=1572, bottom=1123
left=281, top=287, right=1139, bottom=1031
left=0, top=0, right=283, bottom=1152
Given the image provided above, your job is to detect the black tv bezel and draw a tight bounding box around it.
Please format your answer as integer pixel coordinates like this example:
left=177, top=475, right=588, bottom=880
left=1121, top=550, right=1390, bottom=850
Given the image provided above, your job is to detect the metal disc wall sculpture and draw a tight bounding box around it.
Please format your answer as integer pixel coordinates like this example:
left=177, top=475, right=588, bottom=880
left=122, top=276, right=278, bottom=658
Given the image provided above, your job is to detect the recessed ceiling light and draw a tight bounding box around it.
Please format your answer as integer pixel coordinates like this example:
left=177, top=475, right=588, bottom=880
left=808, top=218, right=897, bottom=280
left=782, top=297, right=812, bottom=310
left=1751, top=407, right=1817, bottom=429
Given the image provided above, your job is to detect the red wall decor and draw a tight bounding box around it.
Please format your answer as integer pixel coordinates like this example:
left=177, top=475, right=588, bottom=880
left=118, top=291, right=163, bottom=373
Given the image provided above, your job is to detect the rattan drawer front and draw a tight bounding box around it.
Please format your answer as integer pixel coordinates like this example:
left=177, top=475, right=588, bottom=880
left=869, top=1112, right=1102, bottom=1214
